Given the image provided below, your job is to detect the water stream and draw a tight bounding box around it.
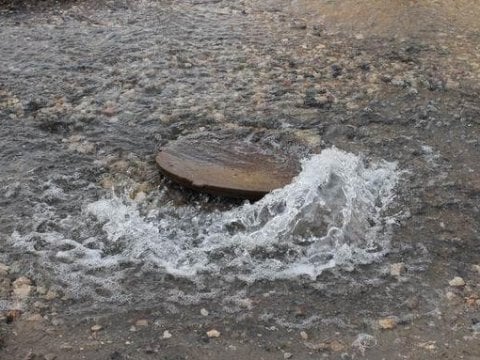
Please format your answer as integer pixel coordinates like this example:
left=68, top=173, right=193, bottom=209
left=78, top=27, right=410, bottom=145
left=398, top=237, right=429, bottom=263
left=8, top=147, right=399, bottom=303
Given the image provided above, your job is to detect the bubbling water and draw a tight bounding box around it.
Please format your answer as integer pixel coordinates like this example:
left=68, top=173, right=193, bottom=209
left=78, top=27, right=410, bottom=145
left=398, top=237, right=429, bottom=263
left=9, top=147, right=399, bottom=300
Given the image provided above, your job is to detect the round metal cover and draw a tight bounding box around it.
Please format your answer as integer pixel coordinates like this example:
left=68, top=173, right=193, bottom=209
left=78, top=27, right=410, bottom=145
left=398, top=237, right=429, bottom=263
left=156, top=137, right=299, bottom=200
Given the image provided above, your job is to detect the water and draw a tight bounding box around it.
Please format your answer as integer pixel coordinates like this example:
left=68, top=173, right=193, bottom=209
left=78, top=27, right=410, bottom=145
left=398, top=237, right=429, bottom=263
left=9, top=147, right=398, bottom=302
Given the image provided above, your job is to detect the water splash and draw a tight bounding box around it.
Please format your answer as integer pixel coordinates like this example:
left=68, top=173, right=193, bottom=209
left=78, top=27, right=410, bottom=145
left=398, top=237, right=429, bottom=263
left=10, top=147, right=399, bottom=299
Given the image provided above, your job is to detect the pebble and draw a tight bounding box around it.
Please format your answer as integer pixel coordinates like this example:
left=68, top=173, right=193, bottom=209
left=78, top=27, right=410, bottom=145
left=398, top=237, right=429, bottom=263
left=0, top=278, right=11, bottom=297
left=135, top=319, right=148, bottom=327
left=200, top=308, right=209, bottom=316
left=91, top=324, right=103, bottom=332
left=45, top=290, right=58, bottom=300
left=304, top=340, right=344, bottom=352
left=378, top=317, right=398, bottom=330
left=162, top=330, right=172, bottom=339
left=0, top=263, right=9, bottom=277
left=102, top=105, right=117, bottom=117
left=25, top=313, right=43, bottom=322
left=13, top=276, right=33, bottom=298
left=448, top=276, right=465, bottom=287
left=133, top=191, right=146, bottom=203
left=206, top=329, right=221, bottom=338
left=36, top=286, right=47, bottom=295
left=290, top=20, right=307, bottom=30
left=283, top=352, right=293, bottom=359
left=390, top=262, right=406, bottom=277
left=13, top=276, right=32, bottom=287
left=472, top=265, right=480, bottom=274
left=446, top=291, right=459, bottom=301
left=300, top=331, right=308, bottom=340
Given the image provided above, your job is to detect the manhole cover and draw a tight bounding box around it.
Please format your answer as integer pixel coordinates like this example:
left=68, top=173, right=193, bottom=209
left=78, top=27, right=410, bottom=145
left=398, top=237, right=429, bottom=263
left=156, top=137, right=299, bottom=200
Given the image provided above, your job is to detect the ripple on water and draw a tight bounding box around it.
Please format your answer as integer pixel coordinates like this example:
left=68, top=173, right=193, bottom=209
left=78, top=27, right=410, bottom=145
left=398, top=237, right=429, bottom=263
left=9, top=147, right=399, bottom=302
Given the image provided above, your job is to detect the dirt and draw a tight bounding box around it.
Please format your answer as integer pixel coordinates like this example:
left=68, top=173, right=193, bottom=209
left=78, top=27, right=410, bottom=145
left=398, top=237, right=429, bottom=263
left=1, top=0, right=479, bottom=359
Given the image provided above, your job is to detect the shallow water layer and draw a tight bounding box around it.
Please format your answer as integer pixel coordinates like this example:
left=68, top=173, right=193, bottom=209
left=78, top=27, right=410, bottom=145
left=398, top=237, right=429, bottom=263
left=0, top=0, right=479, bottom=358
left=9, top=148, right=399, bottom=301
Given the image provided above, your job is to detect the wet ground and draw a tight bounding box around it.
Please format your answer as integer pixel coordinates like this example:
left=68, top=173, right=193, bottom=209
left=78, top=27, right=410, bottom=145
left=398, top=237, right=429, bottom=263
left=0, top=0, right=480, bottom=359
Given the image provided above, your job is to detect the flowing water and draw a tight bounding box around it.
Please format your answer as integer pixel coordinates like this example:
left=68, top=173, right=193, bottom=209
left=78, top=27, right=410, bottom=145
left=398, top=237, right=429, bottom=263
left=0, top=0, right=479, bottom=358
left=8, top=148, right=399, bottom=303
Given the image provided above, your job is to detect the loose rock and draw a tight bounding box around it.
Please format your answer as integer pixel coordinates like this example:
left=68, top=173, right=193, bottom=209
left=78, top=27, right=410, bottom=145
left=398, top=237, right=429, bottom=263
left=12, top=277, right=33, bottom=298
left=449, top=276, right=465, bottom=287
left=390, top=262, right=406, bottom=277
left=206, top=329, right=221, bottom=338
left=162, top=330, right=172, bottom=339
left=135, top=319, right=148, bottom=327
left=200, top=308, right=209, bottom=316
left=45, top=290, right=58, bottom=300
left=378, top=317, right=398, bottom=330
left=91, top=324, right=103, bottom=332
left=0, top=263, right=9, bottom=277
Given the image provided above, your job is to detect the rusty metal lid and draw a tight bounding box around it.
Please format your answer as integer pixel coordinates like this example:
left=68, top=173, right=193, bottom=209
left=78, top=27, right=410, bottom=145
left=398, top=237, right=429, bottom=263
left=156, top=137, right=299, bottom=200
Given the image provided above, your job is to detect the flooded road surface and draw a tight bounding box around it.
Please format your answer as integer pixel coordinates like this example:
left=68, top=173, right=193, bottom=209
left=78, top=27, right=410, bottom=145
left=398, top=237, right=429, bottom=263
left=0, top=0, right=479, bottom=358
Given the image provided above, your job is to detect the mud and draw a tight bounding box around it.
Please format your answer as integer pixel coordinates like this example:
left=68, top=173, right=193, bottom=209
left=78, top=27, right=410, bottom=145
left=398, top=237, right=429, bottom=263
left=0, top=0, right=479, bottom=359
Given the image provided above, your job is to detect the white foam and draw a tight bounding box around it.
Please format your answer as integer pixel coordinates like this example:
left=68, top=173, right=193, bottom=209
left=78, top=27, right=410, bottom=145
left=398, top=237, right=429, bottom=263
left=9, top=147, right=399, bottom=299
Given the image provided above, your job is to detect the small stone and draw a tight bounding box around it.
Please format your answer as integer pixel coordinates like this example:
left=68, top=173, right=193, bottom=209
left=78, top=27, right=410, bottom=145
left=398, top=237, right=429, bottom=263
left=36, top=286, right=47, bottom=295
left=162, top=330, right=172, bottom=339
left=100, top=178, right=114, bottom=189
left=408, top=87, right=418, bottom=96
left=45, top=290, right=58, bottom=300
left=378, top=317, right=397, bottom=330
left=133, top=191, right=146, bottom=203
left=135, top=319, right=148, bottom=327
left=283, top=352, right=293, bottom=359
left=290, top=20, right=307, bottom=30
left=13, top=276, right=32, bottom=287
left=445, top=79, right=460, bottom=90
left=200, top=308, right=209, bottom=316
left=417, top=341, right=436, bottom=351
left=446, top=291, right=460, bottom=302
left=390, top=263, right=406, bottom=277
left=300, top=331, right=308, bottom=340
left=44, top=354, right=57, bottom=360
left=0, top=263, right=9, bottom=277
left=102, top=106, right=117, bottom=117
left=25, top=313, right=43, bottom=322
left=406, top=296, right=419, bottom=309
left=0, top=278, right=11, bottom=297
left=212, top=112, right=225, bottom=122
left=5, top=309, right=22, bottom=323
left=13, top=284, right=32, bottom=298
left=329, top=340, right=345, bottom=352
left=472, top=265, right=480, bottom=274
left=91, top=324, right=103, bottom=332
left=466, top=295, right=479, bottom=307
left=206, top=329, right=221, bottom=338
left=51, top=318, right=65, bottom=326
left=449, top=276, right=465, bottom=287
